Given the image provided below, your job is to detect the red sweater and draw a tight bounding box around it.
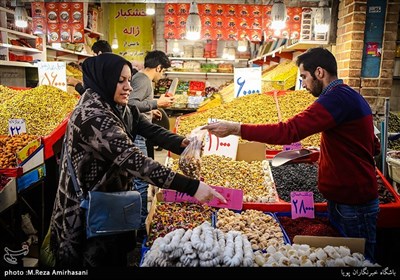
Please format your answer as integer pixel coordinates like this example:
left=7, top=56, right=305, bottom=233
left=241, top=84, right=379, bottom=205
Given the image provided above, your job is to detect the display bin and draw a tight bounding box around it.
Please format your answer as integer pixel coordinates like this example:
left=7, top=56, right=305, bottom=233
left=244, top=169, right=400, bottom=228
left=386, top=151, right=400, bottom=183
left=274, top=212, right=346, bottom=244
left=0, top=177, right=16, bottom=213
left=214, top=209, right=291, bottom=245
left=41, top=115, right=70, bottom=160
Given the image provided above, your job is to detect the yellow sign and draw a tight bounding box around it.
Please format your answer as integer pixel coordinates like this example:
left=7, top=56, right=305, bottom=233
left=109, top=3, right=153, bottom=67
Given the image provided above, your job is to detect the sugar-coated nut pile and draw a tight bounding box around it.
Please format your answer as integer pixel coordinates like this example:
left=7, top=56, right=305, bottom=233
left=216, top=209, right=285, bottom=251
left=147, top=202, right=213, bottom=247
left=0, top=134, right=39, bottom=168
left=0, top=85, right=78, bottom=136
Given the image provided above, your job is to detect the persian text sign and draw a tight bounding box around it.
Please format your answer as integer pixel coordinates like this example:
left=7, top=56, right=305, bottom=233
left=290, top=191, right=315, bottom=219
left=162, top=185, right=243, bottom=210
left=203, top=118, right=239, bottom=159
left=234, top=67, right=261, bottom=98
left=8, top=119, right=27, bottom=136
left=38, top=62, right=67, bottom=91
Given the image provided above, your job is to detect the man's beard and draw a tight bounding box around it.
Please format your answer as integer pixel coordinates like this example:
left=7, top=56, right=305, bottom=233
left=310, top=78, right=323, bottom=97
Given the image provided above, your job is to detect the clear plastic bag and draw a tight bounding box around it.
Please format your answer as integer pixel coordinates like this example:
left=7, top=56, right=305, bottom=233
left=179, top=127, right=207, bottom=179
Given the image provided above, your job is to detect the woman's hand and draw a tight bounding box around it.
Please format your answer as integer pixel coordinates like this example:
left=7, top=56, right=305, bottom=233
left=180, top=138, right=190, bottom=148
left=194, top=181, right=227, bottom=204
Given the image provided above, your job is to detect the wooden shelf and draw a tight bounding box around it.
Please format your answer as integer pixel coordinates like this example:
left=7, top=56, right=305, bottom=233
left=0, top=27, right=37, bottom=39
left=0, top=60, right=38, bottom=68
left=249, top=40, right=328, bottom=63
left=0, top=43, right=41, bottom=53
left=169, top=57, right=248, bottom=62
left=47, top=46, right=93, bottom=57
left=84, top=28, right=104, bottom=38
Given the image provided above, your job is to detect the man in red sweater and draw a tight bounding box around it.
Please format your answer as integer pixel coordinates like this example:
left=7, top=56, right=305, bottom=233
left=203, top=47, right=380, bottom=263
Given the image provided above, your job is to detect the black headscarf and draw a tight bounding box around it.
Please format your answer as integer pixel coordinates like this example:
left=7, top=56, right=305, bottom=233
left=82, top=53, right=133, bottom=109
left=82, top=53, right=135, bottom=139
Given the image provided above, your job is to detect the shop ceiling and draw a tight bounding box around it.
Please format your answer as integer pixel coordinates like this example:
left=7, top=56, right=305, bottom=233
left=19, top=0, right=323, bottom=7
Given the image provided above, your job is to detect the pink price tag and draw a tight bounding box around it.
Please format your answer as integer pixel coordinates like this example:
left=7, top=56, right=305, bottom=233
left=283, top=141, right=302, bottom=151
left=162, top=185, right=243, bottom=210
left=290, top=191, right=315, bottom=219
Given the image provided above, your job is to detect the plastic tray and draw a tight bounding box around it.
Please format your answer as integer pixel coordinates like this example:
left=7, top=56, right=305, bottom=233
left=274, top=211, right=346, bottom=244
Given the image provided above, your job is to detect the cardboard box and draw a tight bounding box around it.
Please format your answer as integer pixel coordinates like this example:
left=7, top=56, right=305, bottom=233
left=0, top=178, right=17, bottom=212
left=293, top=235, right=365, bottom=255
left=145, top=191, right=164, bottom=235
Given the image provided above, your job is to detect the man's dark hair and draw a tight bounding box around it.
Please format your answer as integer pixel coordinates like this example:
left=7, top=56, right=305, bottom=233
left=296, top=47, right=338, bottom=79
left=92, top=40, right=112, bottom=55
left=144, top=50, right=171, bottom=69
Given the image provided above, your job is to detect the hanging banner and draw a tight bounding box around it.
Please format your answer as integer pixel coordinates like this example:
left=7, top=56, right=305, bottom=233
left=361, top=0, right=387, bottom=77
left=109, top=3, right=153, bottom=67
left=234, top=67, right=261, bottom=98
left=37, top=61, right=67, bottom=91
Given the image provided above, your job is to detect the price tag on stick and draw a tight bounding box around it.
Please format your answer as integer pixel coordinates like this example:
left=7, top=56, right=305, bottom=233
left=291, top=191, right=315, bottom=219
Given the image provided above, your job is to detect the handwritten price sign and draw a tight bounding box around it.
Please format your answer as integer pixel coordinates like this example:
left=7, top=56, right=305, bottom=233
left=291, top=191, right=315, bottom=219
left=8, top=119, right=27, bottom=136
left=203, top=118, right=239, bottom=159
left=38, top=62, right=67, bottom=91
left=234, top=67, right=261, bottom=98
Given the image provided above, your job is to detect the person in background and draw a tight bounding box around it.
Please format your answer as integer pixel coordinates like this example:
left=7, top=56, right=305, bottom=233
left=49, top=53, right=225, bottom=267
left=203, top=47, right=380, bottom=263
left=128, top=50, right=175, bottom=239
left=67, top=40, right=112, bottom=95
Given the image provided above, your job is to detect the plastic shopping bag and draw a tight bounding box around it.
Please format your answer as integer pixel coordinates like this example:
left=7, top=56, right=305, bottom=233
left=178, top=126, right=207, bottom=179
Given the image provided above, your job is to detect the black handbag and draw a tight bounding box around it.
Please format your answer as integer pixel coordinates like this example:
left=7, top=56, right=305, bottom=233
left=66, top=149, right=141, bottom=239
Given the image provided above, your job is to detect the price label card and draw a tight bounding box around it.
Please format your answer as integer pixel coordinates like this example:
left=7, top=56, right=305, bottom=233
left=234, top=67, right=261, bottom=98
left=202, top=118, right=239, bottom=159
left=162, top=185, right=243, bottom=210
left=8, top=119, right=27, bottom=136
left=283, top=142, right=302, bottom=151
left=291, top=191, right=315, bottom=219
left=38, top=61, right=67, bottom=91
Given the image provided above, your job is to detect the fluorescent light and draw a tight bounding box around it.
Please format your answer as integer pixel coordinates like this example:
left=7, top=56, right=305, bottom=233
left=186, top=2, right=201, bottom=41
left=314, top=0, right=331, bottom=33
left=270, top=0, right=286, bottom=31
left=15, top=6, right=28, bottom=28
left=146, top=3, right=155, bottom=16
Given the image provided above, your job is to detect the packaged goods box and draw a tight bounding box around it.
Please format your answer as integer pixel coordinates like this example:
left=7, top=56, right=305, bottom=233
left=293, top=236, right=365, bottom=255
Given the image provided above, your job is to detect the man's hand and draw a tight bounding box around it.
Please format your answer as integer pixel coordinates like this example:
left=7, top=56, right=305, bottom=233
left=67, top=77, right=82, bottom=87
left=180, top=138, right=190, bottom=148
left=152, top=109, right=162, bottom=121
left=194, top=181, right=227, bottom=204
left=202, top=121, right=241, bottom=138
left=157, top=94, right=175, bottom=108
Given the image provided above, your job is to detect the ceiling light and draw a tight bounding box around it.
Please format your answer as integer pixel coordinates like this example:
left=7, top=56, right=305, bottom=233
left=111, top=35, right=118, bottom=49
left=314, top=0, right=331, bottom=33
left=186, top=2, right=201, bottom=41
left=15, top=6, right=28, bottom=28
left=270, top=0, right=286, bottom=31
left=146, top=3, right=155, bottom=16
